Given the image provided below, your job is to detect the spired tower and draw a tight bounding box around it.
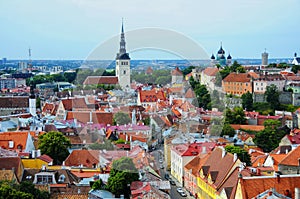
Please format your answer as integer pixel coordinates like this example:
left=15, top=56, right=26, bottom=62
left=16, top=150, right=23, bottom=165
left=261, top=49, right=268, bottom=66
left=29, top=79, right=36, bottom=116
left=116, top=20, right=131, bottom=90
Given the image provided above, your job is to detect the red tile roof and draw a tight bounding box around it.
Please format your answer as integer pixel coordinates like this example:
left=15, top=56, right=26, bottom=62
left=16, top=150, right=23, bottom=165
left=240, top=175, right=300, bottom=199
left=231, top=124, right=264, bottom=131
left=185, top=88, right=196, bottom=98
left=279, top=145, right=300, bottom=166
left=0, top=132, right=30, bottom=151
left=202, top=67, right=219, bottom=76
left=0, top=96, right=29, bottom=108
left=139, top=89, right=166, bottom=103
left=61, top=98, right=88, bottom=111
left=171, top=67, right=183, bottom=76
left=83, top=76, right=118, bottom=85
left=38, top=154, right=53, bottom=163
left=223, top=73, right=251, bottom=83
left=66, top=111, right=113, bottom=125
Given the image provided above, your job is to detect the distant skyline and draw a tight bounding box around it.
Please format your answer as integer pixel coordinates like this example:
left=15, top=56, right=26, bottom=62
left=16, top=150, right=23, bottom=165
left=0, top=0, right=300, bottom=60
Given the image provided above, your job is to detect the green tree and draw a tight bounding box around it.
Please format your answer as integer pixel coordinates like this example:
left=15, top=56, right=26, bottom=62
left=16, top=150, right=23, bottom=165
left=114, top=139, right=127, bottom=144
left=38, top=131, right=71, bottom=165
left=113, top=112, right=131, bottom=125
left=92, top=179, right=105, bottom=190
left=254, top=120, right=287, bottom=152
left=221, top=123, right=235, bottom=137
left=155, top=76, right=171, bottom=86
left=106, top=157, right=139, bottom=198
left=64, top=72, right=77, bottom=83
left=189, top=76, right=197, bottom=89
left=182, top=66, right=195, bottom=76
left=225, top=145, right=251, bottom=166
left=88, top=139, right=115, bottom=150
left=241, top=92, right=253, bottom=111
left=265, top=84, right=280, bottom=110
left=18, top=181, right=50, bottom=199
left=225, top=107, right=246, bottom=124
left=194, top=84, right=211, bottom=110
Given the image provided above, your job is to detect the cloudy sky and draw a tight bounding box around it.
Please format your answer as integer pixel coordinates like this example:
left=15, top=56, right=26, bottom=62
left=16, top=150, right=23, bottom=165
left=0, top=0, right=299, bottom=60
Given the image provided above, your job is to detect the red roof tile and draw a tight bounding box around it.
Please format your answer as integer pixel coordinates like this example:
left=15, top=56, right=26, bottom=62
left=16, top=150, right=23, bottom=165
left=279, top=145, right=300, bottom=166
left=202, top=67, right=219, bottom=76
left=223, top=73, right=251, bottom=83
left=66, top=111, right=113, bottom=125
left=241, top=175, right=300, bottom=199
left=0, top=132, right=30, bottom=151
left=171, top=67, right=183, bottom=76
left=83, top=76, right=118, bottom=85
left=139, top=89, right=166, bottom=103
left=61, top=98, right=88, bottom=111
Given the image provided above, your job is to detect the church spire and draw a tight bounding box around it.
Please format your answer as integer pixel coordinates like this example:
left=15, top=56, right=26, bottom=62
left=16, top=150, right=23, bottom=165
left=119, top=18, right=126, bottom=55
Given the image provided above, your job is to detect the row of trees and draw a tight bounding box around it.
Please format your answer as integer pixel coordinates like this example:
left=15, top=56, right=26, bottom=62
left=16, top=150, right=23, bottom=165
left=0, top=181, right=50, bottom=199
left=26, top=72, right=77, bottom=88
left=131, top=70, right=171, bottom=86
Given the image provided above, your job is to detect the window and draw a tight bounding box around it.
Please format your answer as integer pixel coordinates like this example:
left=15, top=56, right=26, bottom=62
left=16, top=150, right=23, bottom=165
left=123, top=70, right=126, bottom=74
left=36, top=175, right=53, bottom=184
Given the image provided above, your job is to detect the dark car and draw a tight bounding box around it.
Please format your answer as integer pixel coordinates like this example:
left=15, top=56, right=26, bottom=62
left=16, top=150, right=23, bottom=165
left=169, top=180, right=176, bottom=185
left=164, top=173, right=170, bottom=180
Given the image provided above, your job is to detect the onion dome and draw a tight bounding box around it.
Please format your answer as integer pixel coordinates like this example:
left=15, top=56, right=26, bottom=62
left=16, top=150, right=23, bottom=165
left=211, top=54, right=215, bottom=59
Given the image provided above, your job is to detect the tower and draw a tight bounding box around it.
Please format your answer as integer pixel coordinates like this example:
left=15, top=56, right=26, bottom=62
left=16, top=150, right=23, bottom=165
left=217, top=42, right=226, bottom=66
left=116, top=19, right=131, bottom=90
left=261, top=48, right=268, bottom=66
left=227, top=53, right=232, bottom=66
left=28, top=47, right=32, bottom=68
left=29, top=78, right=36, bottom=116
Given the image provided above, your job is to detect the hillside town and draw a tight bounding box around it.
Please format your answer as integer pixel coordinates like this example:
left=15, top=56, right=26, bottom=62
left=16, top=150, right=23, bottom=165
left=2, top=20, right=300, bottom=199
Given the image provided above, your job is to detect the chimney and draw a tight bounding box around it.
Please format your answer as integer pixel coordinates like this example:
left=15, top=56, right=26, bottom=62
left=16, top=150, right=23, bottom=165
left=233, top=153, right=238, bottom=162
left=202, top=146, right=207, bottom=154
left=295, top=188, right=300, bottom=199
left=222, top=148, right=226, bottom=158
left=276, top=173, right=280, bottom=183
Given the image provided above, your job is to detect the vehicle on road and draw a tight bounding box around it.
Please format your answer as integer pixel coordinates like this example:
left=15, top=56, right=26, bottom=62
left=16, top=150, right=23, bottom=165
left=180, top=191, right=187, bottom=197
left=177, top=187, right=184, bottom=193
left=164, top=173, right=170, bottom=180
left=169, top=180, right=176, bottom=185
left=160, top=164, right=164, bottom=169
left=159, top=159, right=163, bottom=163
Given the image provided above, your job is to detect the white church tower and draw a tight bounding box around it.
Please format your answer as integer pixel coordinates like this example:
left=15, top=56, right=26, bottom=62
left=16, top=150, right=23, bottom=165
left=29, top=80, right=36, bottom=116
left=116, top=20, right=131, bottom=90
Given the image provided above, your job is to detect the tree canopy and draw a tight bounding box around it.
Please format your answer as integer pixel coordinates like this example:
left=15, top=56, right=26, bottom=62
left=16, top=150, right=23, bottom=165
left=265, top=84, right=280, bottom=110
left=221, top=123, right=235, bottom=137
left=106, top=157, right=139, bottom=198
left=0, top=181, right=49, bottom=199
left=254, top=120, right=287, bottom=152
left=113, top=112, right=131, bottom=125
left=38, top=131, right=71, bottom=165
left=225, top=145, right=251, bottom=166
left=241, top=92, right=253, bottom=111
left=225, top=107, right=246, bottom=124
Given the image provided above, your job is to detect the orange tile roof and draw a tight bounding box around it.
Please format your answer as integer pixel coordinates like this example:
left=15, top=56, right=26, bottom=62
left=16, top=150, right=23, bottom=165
left=251, top=155, right=267, bottom=167
left=83, top=76, right=118, bottom=85
left=223, top=73, right=251, bottom=83
left=241, top=175, right=300, bottom=199
left=139, top=89, right=166, bottom=103
left=230, top=124, right=264, bottom=131
left=66, top=111, right=113, bottom=125
left=0, top=132, right=30, bottom=151
left=61, top=98, right=88, bottom=111
left=279, top=145, right=300, bottom=166
left=269, top=154, right=287, bottom=171
left=248, top=71, right=259, bottom=79
left=202, top=67, right=219, bottom=76
left=184, top=154, right=209, bottom=176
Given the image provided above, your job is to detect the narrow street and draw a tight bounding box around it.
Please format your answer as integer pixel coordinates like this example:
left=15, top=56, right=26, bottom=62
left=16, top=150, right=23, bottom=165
left=151, top=146, right=195, bottom=199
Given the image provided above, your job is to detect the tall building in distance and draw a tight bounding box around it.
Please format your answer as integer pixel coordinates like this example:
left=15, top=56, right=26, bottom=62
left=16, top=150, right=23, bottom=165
left=261, top=49, right=268, bottom=66
left=115, top=20, right=131, bottom=90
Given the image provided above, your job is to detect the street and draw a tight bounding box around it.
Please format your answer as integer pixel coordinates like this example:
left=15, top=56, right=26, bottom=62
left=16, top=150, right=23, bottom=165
left=151, top=147, right=194, bottom=199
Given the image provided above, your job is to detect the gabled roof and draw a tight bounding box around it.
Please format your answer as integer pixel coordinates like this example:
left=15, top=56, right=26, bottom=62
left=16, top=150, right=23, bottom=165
left=230, top=124, right=265, bottom=132
left=171, top=67, right=183, bottom=76
left=279, top=145, right=300, bottom=166
left=0, top=156, right=22, bottom=181
left=139, top=89, right=166, bottom=103
left=185, top=88, right=196, bottom=98
left=223, top=73, right=251, bottom=83
left=61, top=98, right=88, bottom=111
left=83, top=76, right=118, bottom=85
left=42, top=102, right=58, bottom=115
left=240, top=175, right=300, bottom=199
left=202, top=67, right=219, bottom=76
left=218, top=167, right=239, bottom=199
left=66, top=111, right=113, bottom=125
left=184, top=153, right=209, bottom=176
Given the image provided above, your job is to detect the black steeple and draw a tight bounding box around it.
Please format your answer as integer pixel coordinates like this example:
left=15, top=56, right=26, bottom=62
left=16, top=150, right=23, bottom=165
left=116, top=19, right=130, bottom=60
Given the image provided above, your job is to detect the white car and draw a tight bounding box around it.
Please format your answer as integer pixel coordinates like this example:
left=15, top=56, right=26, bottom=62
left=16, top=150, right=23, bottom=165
left=159, top=159, right=163, bottom=163
left=176, top=187, right=184, bottom=193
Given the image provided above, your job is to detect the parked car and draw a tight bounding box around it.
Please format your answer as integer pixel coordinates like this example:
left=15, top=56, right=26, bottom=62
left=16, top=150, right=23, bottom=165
left=159, top=159, right=163, bottom=163
left=169, top=180, right=176, bottom=185
left=176, top=187, right=184, bottom=193
left=160, top=164, right=164, bottom=169
left=164, top=173, right=170, bottom=180
left=180, top=191, right=187, bottom=197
